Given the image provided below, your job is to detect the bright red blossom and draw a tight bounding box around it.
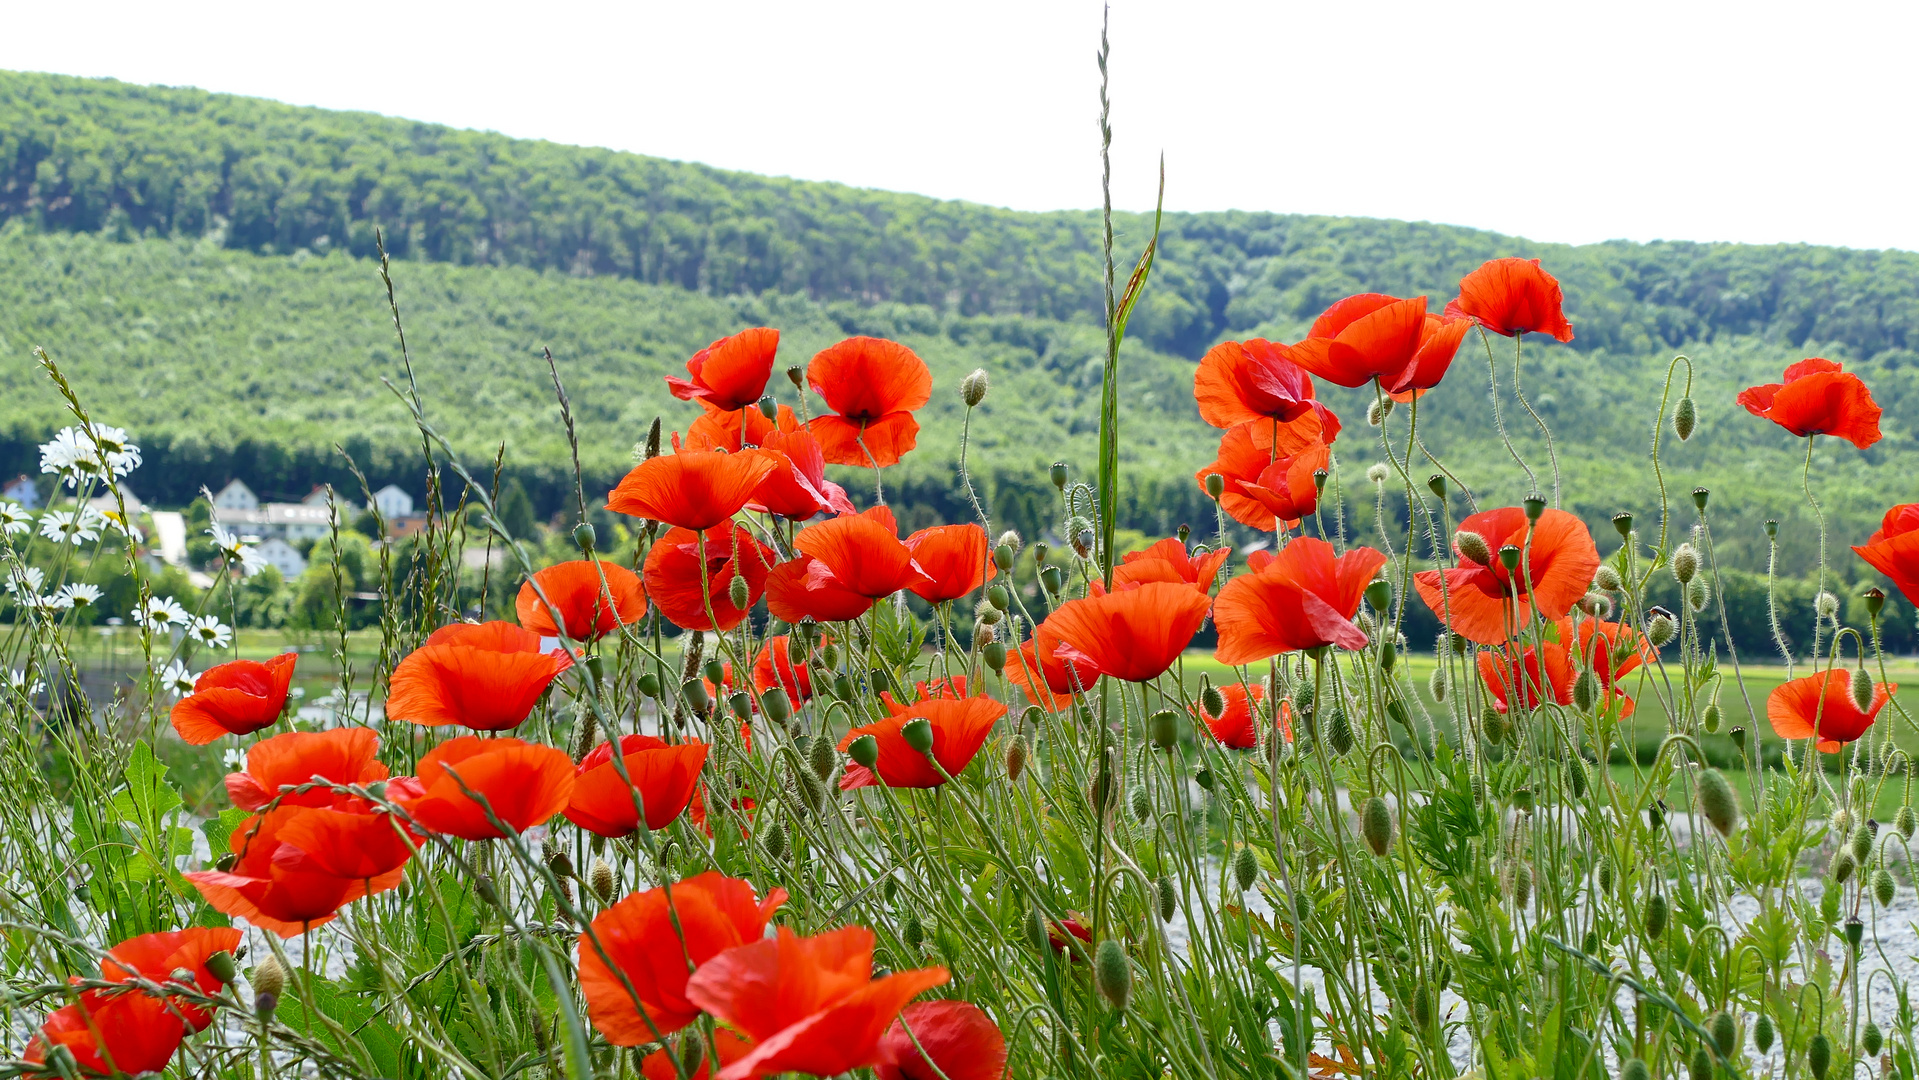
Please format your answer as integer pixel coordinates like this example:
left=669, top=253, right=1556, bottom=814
left=564, top=734, right=708, bottom=837
left=1213, top=538, right=1385, bottom=663
left=1288, top=294, right=1471, bottom=393
left=27, top=928, right=242, bottom=1076
left=1476, top=641, right=1574, bottom=714
left=806, top=337, right=934, bottom=467
left=1738, top=358, right=1883, bottom=449
left=839, top=696, right=1006, bottom=789
left=1193, top=683, right=1291, bottom=749
left=1854, top=503, right=1919, bottom=607
left=393, top=735, right=575, bottom=840
left=686, top=401, right=798, bottom=453
left=579, top=872, right=788, bottom=1044
left=517, top=560, right=647, bottom=640
left=683, top=924, right=951, bottom=1080
left=608, top=449, right=779, bottom=532
left=224, top=727, right=388, bottom=811
left=1768, top=670, right=1896, bottom=753
left=1443, top=258, right=1575, bottom=342
left=185, top=803, right=404, bottom=936
left=876, top=1001, right=1009, bottom=1080
left=752, top=425, right=857, bottom=520
left=169, top=652, right=297, bottom=745
left=904, top=523, right=995, bottom=603
left=644, top=522, right=776, bottom=632
left=1413, top=507, right=1601, bottom=646
left=386, top=621, right=573, bottom=731
left=1114, top=537, right=1232, bottom=592
left=1193, top=338, right=1323, bottom=429
left=1043, top=581, right=1213, bottom=683
left=1198, top=424, right=1333, bottom=531
left=765, top=507, right=931, bottom=623
left=665, top=327, right=779, bottom=412
left=753, top=635, right=817, bottom=703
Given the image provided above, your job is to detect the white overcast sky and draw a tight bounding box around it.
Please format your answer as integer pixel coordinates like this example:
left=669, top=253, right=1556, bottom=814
left=3, top=0, right=1915, bottom=251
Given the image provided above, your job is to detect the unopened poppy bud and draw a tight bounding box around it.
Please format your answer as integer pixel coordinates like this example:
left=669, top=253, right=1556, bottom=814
left=1005, top=736, right=1028, bottom=781
left=1808, top=1032, right=1832, bottom=1079
left=1597, top=860, right=1615, bottom=894
left=1594, top=564, right=1622, bottom=592
left=1672, top=543, right=1699, bottom=584
left=1621, top=1058, right=1651, bottom=1080
left=1816, top=591, right=1840, bottom=619
left=1157, top=875, right=1177, bottom=922
left=589, top=857, right=616, bottom=902
left=1646, top=612, right=1676, bottom=648
left=1702, top=702, right=1721, bottom=732
left=1573, top=670, right=1599, bottom=712
left=1852, top=820, right=1876, bottom=863
left=1567, top=759, right=1589, bottom=799
left=847, top=733, right=880, bottom=769
left=1866, top=1019, right=1886, bottom=1057
left=803, top=733, right=835, bottom=782
left=1686, top=577, right=1710, bottom=613
left=1482, top=709, right=1509, bottom=745
left=1427, top=474, right=1447, bottom=499
left=1688, top=1047, right=1712, bottom=1080
left=761, top=819, right=788, bottom=861
left=1577, top=591, right=1612, bottom=618
left=1050, top=462, right=1069, bottom=489
left=1831, top=850, right=1857, bottom=884
left=1232, top=846, right=1258, bottom=890
left=1513, top=862, right=1533, bottom=909
left=1643, top=891, right=1669, bottom=939
left=1328, top=707, right=1354, bottom=756
left=1362, top=795, right=1393, bottom=856
left=206, top=950, right=237, bottom=985
left=1365, top=579, right=1391, bottom=611
left=960, top=368, right=990, bottom=407
left=1125, top=784, right=1149, bottom=824
left=1898, top=804, right=1917, bottom=839
left=982, top=641, right=1006, bottom=671
left=1874, top=866, right=1897, bottom=906
left=1611, top=512, right=1634, bottom=538
left=1753, top=1013, right=1775, bottom=1054
left=253, top=955, right=287, bottom=1015
left=1427, top=666, right=1447, bottom=702
left=727, top=572, right=751, bottom=610
left=785, top=365, right=803, bottom=389
left=820, top=641, right=840, bottom=668
left=1674, top=396, right=1697, bottom=441
left=573, top=521, right=596, bottom=553
left=1697, top=768, right=1738, bottom=836
left=1366, top=462, right=1389, bottom=485
left=1095, top=939, right=1130, bottom=1009
left=1455, top=530, right=1492, bottom=566
left=1200, top=683, right=1224, bottom=719
left=1149, top=709, right=1179, bottom=749
left=1833, top=807, right=1854, bottom=834
left=1708, top=1010, right=1737, bottom=1058
left=1851, top=666, right=1876, bottom=713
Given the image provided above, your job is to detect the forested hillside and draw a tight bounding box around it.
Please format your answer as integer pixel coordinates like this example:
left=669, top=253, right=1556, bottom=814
left=1, top=70, right=1915, bottom=583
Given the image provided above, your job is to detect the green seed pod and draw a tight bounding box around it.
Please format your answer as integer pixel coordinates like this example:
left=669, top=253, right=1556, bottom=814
left=1004, top=736, right=1028, bottom=781
left=1428, top=666, right=1447, bottom=702
left=1050, top=462, right=1069, bottom=490
left=992, top=543, right=1016, bottom=573
left=1365, top=579, right=1392, bottom=611
left=848, top=734, right=880, bottom=769
left=1130, top=785, right=1151, bottom=824
left=1688, top=1046, right=1712, bottom=1080
left=1619, top=1057, right=1651, bottom=1080
left=1157, top=876, right=1177, bottom=922
left=1644, top=891, right=1669, bottom=939
left=1753, top=1013, right=1775, bottom=1054
left=901, top=718, right=935, bottom=755
left=1328, top=708, right=1354, bottom=756
left=1674, top=395, right=1697, bottom=441
left=832, top=673, right=857, bottom=701
left=638, top=671, right=662, bottom=698
left=1832, top=850, right=1857, bottom=885
left=1149, top=709, right=1179, bottom=749
left=1095, top=940, right=1130, bottom=1009
left=1427, top=474, right=1448, bottom=499
left=902, top=910, right=925, bottom=948
left=205, top=950, right=238, bottom=986
left=252, top=955, right=287, bottom=1016
left=1845, top=916, right=1865, bottom=951
left=1648, top=801, right=1666, bottom=831
left=808, top=733, right=836, bottom=782
left=1709, top=1010, right=1737, bottom=1058
left=1808, top=1032, right=1831, bottom=1079
left=1499, top=544, right=1523, bottom=570
left=762, top=688, right=793, bottom=725
left=1362, top=796, right=1394, bottom=856
left=572, top=521, right=596, bottom=553
left=682, top=678, right=711, bottom=714
left=1898, top=804, right=1917, bottom=839
left=986, top=584, right=1009, bottom=611
left=1233, top=846, right=1258, bottom=891
left=1195, top=767, right=1214, bottom=791
left=1511, top=787, right=1535, bottom=813
left=1865, top=1020, right=1885, bottom=1057
left=1852, top=822, right=1875, bottom=864
left=729, top=692, right=753, bottom=720
left=1573, top=669, right=1600, bottom=712
left=590, top=858, right=616, bottom=902
left=1379, top=639, right=1397, bottom=671
left=1698, top=768, right=1739, bottom=836
left=1729, top=725, right=1748, bottom=753
left=703, top=658, right=725, bottom=686
left=1204, top=472, right=1226, bottom=500
left=1702, top=702, right=1721, bottom=733
left=762, top=820, right=787, bottom=861
left=1874, top=866, right=1897, bottom=906
left=1567, top=759, right=1589, bottom=800
left=982, top=641, right=1006, bottom=671
left=1040, top=564, right=1066, bottom=594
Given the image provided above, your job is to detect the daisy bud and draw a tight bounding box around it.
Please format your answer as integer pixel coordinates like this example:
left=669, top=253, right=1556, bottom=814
left=1671, top=543, right=1699, bottom=584
left=1427, top=474, right=1447, bottom=499
left=756, top=395, right=778, bottom=420
left=1809, top=1031, right=1833, bottom=1079
left=205, top=950, right=238, bottom=986
left=959, top=368, right=990, bottom=407
left=761, top=820, right=787, bottom=861
left=1646, top=612, right=1677, bottom=648
left=1831, top=850, right=1856, bottom=885
left=1874, top=866, right=1897, bottom=906
left=1709, top=1010, right=1738, bottom=1058
left=1851, top=666, right=1876, bottom=713
left=1687, top=578, right=1710, bottom=612
left=1897, top=804, right=1916, bottom=839
left=1204, top=472, right=1226, bottom=500
left=1428, top=666, right=1447, bottom=702
left=1157, top=875, right=1177, bottom=922
left=1455, top=530, right=1492, bottom=566
left=1367, top=398, right=1393, bottom=426
left=1095, top=939, right=1131, bottom=1010
left=983, top=641, right=1006, bottom=671
left=1498, top=544, right=1522, bottom=571
left=1149, top=709, right=1179, bottom=750
left=1816, top=591, right=1840, bottom=619
left=1621, top=1059, right=1651, bottom=1080
left=1004, top=735, right=1028, bottom=781
left=1692, top=486, right=1710, bottom=511
left=1594, top=564, right=1622, bottom=592
left=589, top=858, right=617, bottom=902
left=1232, top=846, right=1258, bottom=890
left=1866, top=1020, right=1886, bottom=1057
left=901, top=717, right=934, bottom=756
left=645, top=417, right=663, bottom=460
left=253, top=955, right=287, bottom=1016
left=1366, top=462, right=1389, bottom=485
left=1362, top=796, right=1393, bottom=856
left=1643, top=891, right=1668, bottom=939
left=1753, top=1013, right=1775, bottom=1054
left=1688, top=1047, right=1712, bottom=1080
left=1698, top=768, right=1739, bottom=836
left=1673, top=395, right=1697, bottom=441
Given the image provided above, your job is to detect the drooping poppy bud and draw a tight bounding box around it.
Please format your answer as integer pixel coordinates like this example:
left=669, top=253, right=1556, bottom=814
left=1095, top=940, right=1130, bottom=1009
left=1362, top=796, right=1393, bottom=856
left=1698, top=768, right=1738, bottom=836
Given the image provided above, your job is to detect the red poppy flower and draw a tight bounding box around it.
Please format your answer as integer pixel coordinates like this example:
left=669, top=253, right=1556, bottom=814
left=766, top=507, right=931, bottom=623
left=1443, top=257, right=1574, bottom=342
left=169, top=652, right=297, bottom=745
left=580, top=871, right=789, bottom=1044
left=564, top=734, right=709, bottom=837
left=1854, top=503, right=1919, bottom=607
left=185, top=805, right=403, bottom=936
left=1477, top=641, right=1574, bottom=714
left=28, top=993, right=189, bottom=1077
left=665, top=327, right=779, bottom=412
left=1046, top=914, right=1093, bottom=955
left=806, top=337, right=934, bottom=467
left=224, top=727, right=388, bottom=811
left=753, top=635, right=817, bottom=702
left=270, top=801, right=421, bottom=880
left=517, top=560, right=647, bottom=641
left=1197, top=424, right=1333, bottom=531
left=96, top=927, right=243, bottom=1033
left=1768, top=670, right=1896, bottom=753
left=1288, top=294, right=1472, bottom=393
left=838, top=696, right=1005, bottom=789
left=1115, top=538, right=1232, bottom=593
left=751, top=425, right=857, bottom=520
left=1413, top=507, right=1600, bottom=646
left=688, top=785, right=759, bottom=838
left=1738, top=358, right=1884, bottom=449
left=1561, top=616, right=1655, bottom=697
left=880, top=676, right=971, bottom=716
left=641, top=1030, right=753, bottom=1080
left=1193, top=338, right=1322, bottom=429
left=1040, top=582, right=1212, bottom=684
left=386, top=622, right=573, bottom=731
left=608, top=449, right=779, bottom=532
left=393, top=735, right=576, bottom=840
left=1213, top=538, right=1385, bottom=663
left=904, top=523, right=995, bottom=603
left=684, top=924, right=951, bottom=1080
left=644, top=522, right=776, bottom=632
left=1004, top=626, right=1102, bottom=711
left=876, top=1000, right=1008, bottom=1080
left=687, top=401, right=800, bottom=453
left=1193, top=683, right=1291, bottom=749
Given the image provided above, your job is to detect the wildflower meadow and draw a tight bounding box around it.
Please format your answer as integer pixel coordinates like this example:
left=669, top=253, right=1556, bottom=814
left=6, top=63, right=1919, bottom=1080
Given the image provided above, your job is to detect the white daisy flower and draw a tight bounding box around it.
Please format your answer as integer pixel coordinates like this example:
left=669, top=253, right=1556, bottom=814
left=31, top=592, right=73, bottom=612
left=155, top=659, right=198, bottom=698
left=221, top=746, right=245, bottom=769
left=102, top=513, right=144, bottom=543
left=209, top=523, right=268, bottom=577
left=187, top=615, right=233, bottom=649
left=37, top=425, right=140, bottom=487
left=38, top=507, right=106, bottom=546
left=134, top=595, right=189, bottom=629
left=0, top=503, right=30, bottom=537
left=6, top=669, right=44, bottom=697
left=4, top=566, right=45, bottom=598
left=58, top=583, right=102, bottom=607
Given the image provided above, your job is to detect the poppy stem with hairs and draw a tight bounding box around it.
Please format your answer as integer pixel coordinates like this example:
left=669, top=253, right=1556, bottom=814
left=1803, top=437, right=1831, bottom=660
left=1510, top=331, right=1561, bottom=506
left=857, top=424, right=885, bottom=506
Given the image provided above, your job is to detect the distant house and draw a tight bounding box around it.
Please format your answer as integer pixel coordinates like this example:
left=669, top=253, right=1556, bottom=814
left=370, top=484, right=415, bottom=519
left=302, top=485, right=336, bottom=509
left=149, top=510, right=189, bottom=565
left=210, top=479, right=337, bottom=542
left=4, top=475, right=40, bottom=509
left=212, top=479, right=259, bottom=512
left=253, top=537, right=309, bottom=579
